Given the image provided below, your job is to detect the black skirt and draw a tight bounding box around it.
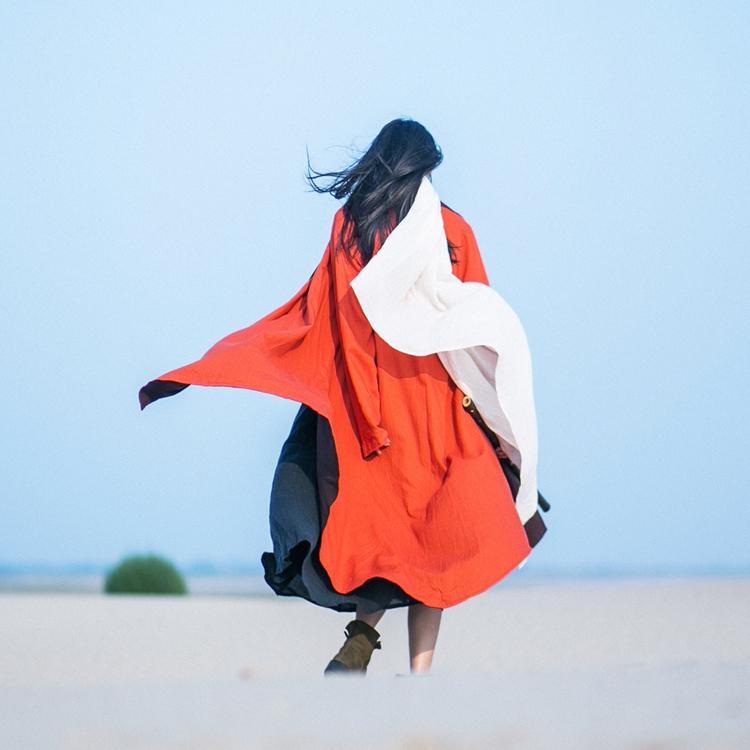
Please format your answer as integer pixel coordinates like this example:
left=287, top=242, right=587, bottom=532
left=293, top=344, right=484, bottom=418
left=260, top=403, right=421, bottom=613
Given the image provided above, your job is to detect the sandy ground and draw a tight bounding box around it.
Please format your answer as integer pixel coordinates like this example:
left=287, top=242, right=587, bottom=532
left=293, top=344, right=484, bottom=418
left=1, top=576, right=748, bottom=749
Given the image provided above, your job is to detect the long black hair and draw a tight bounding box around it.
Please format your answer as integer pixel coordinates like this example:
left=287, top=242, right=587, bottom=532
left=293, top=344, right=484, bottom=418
left=305, top=118, right=458, bottom=266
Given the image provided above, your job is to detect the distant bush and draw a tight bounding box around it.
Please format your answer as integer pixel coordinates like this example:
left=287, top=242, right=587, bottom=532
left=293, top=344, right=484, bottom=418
left=104, top=554, right=188, bottom=595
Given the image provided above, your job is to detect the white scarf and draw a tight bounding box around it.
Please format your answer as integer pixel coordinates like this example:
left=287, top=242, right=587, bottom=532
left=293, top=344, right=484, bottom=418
left=350, top=176, right=540, bottom=526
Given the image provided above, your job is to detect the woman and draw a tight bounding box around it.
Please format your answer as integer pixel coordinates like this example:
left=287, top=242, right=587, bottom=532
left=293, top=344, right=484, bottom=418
left=139, top=118, right=546, bottom=677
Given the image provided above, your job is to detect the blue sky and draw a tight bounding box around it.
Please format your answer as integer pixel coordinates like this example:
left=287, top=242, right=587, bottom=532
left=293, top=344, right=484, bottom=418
left=1, top=2, right=748, bottom=574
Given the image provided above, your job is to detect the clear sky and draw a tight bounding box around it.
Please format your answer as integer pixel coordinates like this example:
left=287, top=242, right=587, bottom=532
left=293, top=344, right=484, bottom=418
left=1, top=2, right=748, bottom=574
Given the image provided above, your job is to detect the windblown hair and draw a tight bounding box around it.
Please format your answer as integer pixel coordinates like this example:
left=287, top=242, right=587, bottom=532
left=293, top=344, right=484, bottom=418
left=305, top=118, right=458, bottom=266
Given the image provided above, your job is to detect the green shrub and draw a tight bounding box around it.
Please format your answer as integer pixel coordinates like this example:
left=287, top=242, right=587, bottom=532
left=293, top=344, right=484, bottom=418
left=104, top=554, right=188, bottom=595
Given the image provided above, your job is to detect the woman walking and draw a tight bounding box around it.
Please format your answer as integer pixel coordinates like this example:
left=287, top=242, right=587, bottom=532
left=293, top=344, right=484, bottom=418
left=139, top=118, right=547, bottom=676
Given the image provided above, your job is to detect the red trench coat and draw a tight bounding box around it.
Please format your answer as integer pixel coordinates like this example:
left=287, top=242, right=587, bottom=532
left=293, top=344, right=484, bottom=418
left=139, top=205, right=532, bottom=608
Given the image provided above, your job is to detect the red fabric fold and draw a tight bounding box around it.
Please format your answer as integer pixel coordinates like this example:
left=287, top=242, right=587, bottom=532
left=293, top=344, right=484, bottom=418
left=138, top=205, right=531, bottom=608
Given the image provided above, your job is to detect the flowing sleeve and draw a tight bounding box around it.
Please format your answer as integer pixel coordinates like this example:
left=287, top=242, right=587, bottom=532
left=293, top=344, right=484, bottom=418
left=331, top=238, right=391, bottom=461
left=455, top=221, right=491, bottom=285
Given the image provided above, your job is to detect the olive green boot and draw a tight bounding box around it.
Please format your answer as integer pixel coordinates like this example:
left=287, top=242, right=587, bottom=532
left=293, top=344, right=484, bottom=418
left=323, top=618, right=382, bottom=675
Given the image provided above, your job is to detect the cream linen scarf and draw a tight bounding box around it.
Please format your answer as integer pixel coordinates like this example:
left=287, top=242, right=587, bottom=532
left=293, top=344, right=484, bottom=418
left=350, top=176, right=540, bottom=527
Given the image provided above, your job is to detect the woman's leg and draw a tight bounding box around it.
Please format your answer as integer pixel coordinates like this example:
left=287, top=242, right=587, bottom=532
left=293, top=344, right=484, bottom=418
left=407, top=603, right=443, bottom=673
left=355, top=605, right=385, bottom=628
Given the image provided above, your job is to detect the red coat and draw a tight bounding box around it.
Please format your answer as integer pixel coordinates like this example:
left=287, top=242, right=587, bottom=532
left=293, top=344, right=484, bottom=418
left=139, top=205, right=532, bottom=608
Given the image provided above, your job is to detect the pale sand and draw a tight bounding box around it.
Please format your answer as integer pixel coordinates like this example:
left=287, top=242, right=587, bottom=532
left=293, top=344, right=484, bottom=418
left=1, top=577, right=748, bottom=749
